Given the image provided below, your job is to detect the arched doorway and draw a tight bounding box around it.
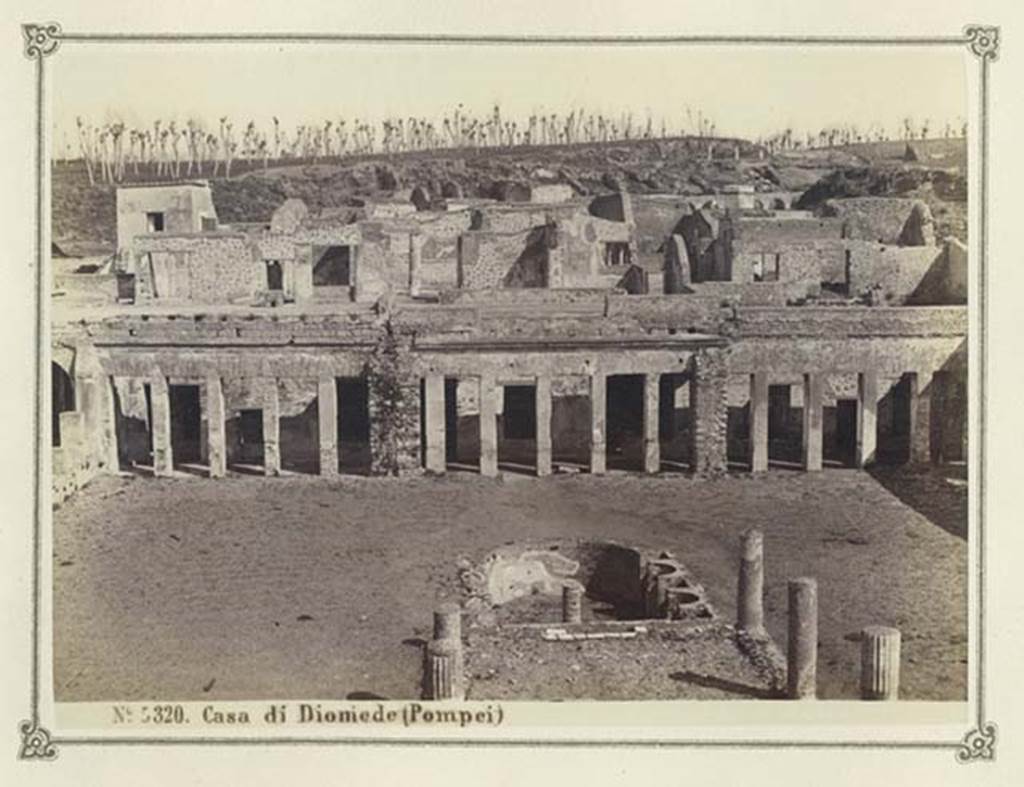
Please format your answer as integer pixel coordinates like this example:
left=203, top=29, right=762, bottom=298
left=52, top=363, right=75, bottom=446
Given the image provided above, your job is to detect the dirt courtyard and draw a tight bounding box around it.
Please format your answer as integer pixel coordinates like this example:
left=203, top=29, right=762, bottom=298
left=52, top=467, right=967, bottom=702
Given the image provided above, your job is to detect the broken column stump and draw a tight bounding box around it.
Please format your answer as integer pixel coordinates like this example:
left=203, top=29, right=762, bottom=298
left=787, top=577, right=818, bottom=700
left=562, top=584, right=583, bottom=624
left=860, top=626, right=901, bottom=701
left=425, top=638, right=464, bottom=701
left=425, top=603, right=464, bottom=700
left=737, top=528, right=765, bottom=636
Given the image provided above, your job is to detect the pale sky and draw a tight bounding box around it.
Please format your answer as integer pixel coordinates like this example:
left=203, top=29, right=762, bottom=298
left=51, top=42, right=967, bottom=153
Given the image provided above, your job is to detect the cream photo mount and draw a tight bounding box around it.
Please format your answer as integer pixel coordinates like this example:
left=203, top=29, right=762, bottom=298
left=17, top=21, right=999, bottom=763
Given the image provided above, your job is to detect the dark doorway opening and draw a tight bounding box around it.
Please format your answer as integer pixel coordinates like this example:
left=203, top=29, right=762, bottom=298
left=497, top=384, right=537, bottom=473
left=606, top=374, right=644, bottom=470
left=169, top=384, right=202, bottom=468
left=265, top=260, right=283, bottom=291
left=281, top=397, right=319, bottom=474
left=52, top=363, right=75, bottom=447
left=313, top=245, right=353, bottom=287
left=227, top=409, right=265, bottom=472
left=825, top=398, right=858, bottom=467
left=503, top=386, right=536, bottom=440
left=878, top=374, right=913, bottom=464
left=444, top=378, right=459, bottom=464
left=768, top=384, right=802, bottom=467
left=338, top=378, right=372, bottom=473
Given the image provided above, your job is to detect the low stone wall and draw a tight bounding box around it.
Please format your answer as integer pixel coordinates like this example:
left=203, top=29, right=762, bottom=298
left=53, top=274, right=120, bottom=304
left=438, top=287, right=620, bottom=307
left=52, top=410, right=101, bottom=506
left=737, top=305, right=967, bottom=338
left=689, top=281, right=816, bottom=306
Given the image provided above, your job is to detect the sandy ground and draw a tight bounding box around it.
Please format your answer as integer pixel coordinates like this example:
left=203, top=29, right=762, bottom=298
left=52, top=466, right=967, bottom=702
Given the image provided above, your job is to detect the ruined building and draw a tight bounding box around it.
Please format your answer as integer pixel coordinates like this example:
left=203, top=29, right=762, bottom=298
left=50, top=179, right=967, bottom=502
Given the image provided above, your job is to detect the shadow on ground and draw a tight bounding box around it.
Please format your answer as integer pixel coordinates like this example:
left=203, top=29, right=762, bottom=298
left=867, top=463, right=968, bottom=540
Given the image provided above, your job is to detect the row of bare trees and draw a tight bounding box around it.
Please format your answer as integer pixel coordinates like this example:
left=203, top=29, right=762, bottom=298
left=68, top=105, right=968, bottom=185
left=69, top=104, right=733, bottom=184
left=758, top=117, right=968, bottom=154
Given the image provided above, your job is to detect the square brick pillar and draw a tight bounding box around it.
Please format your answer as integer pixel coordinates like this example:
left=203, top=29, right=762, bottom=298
left=802, top=373, right=824, bottom=472
left=909, top=371, right=933, bottom=464
left=589, top=372, right=607, bottom=475
left=206, top=375, right=227, bottom=478
left=409, top=233, right=425, bottom=298
left=102, top=375, right=120, bottom=471
left=150, top=376, right=174, bottom=476
left=535, top=375, right=552, bottom=477
left=479, top=374, right=499, bottom=477
left=643, top=373, right=660, bottom=474
left=749, top=372, right=769, bottom=473
left=689, top=348, right=729, bottom=476
left=424, top=374, right=446, bottom=473
left=856, top=371, right=878, bottom=468
left=317, top=375, right=338, bottom=477
left=75, top=373, right=120, bottom=472
left=263, top=379, right=281, bottom=476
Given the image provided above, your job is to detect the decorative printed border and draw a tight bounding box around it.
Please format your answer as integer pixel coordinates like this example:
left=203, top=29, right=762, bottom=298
left=18, top=23, right=999, bottom=763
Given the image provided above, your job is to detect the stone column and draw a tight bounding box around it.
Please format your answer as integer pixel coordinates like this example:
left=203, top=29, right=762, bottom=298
left=102, top=376, right=120, bottom=471
left=689, top=348, right=729, bottom=476
left=589, top=371, right=607, bottom=475
left=562, top=584, right=583, bottom=623
left=856, top=371, right=878, bottom=468
left=749, top=372, right=769, bottom=473
left=317, top=375, right=338, bottom=477
left=409, top=233, right=425, bottom=298
left=426, top=603, right=465, bottom=700
left=425, top=638, right=463, bottom=700
left=206, top=375, right=227, bottom=478
left=423, top=374, right=446, bottom=473
left=293, top=253, right=314, bottom=303
left=478, top=373, right=499, bottom=477
left=643, top=373, right=660, bottom=474
left=801, top=373, right=824, bottom=472
left=860, top=626, right=901, bottom=701
left=150, top=376, right=173, bottom=476
left=75, top=373, right=120, bottom=473
left=535, top=375, right=552, bottom=477
left=909, top=372, right=933, bottom=464
left=737, top=529, right=765, bottom=635
left=263, top=379, right=281, bottom=476
left=787, top=577, right=818, bottom=700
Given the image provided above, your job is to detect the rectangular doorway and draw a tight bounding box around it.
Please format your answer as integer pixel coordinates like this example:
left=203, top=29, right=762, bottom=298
left=338, top=378, right=372, bottom=473
left=169, top=384, right=202, bottom=467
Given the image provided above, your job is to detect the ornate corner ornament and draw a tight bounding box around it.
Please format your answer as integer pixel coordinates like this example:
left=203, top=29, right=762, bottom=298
left=18, top=720, right=58, bottom=761
left=22, top=22, right=62, bottom=59
left=956, top=723, right=997, bottom=763
left=964, top=25, right=999, bottom=61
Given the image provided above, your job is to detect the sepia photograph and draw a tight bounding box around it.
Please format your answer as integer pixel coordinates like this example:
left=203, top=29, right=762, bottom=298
left=48, top=38, right=970, bottom=707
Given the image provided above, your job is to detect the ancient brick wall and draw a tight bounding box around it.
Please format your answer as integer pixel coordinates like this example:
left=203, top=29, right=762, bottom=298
left=689, top=347, right=729, bottom=476
left=458, top=227, right=548, bottom=289
left=847, top=243, right=946, bottom=303
left=415, top=210, right=473, bottom=291
left=730, top=239, right=845, bottom=287
left=821, top=198, right=932, bottom=245
left=731, top=216, right=845, bottom=245
left=133, top=233, right=262, bottom=304
left=689, top=281, right=815, bottom=306
left=737, top=305, right=966, bottom=339
left=52, top=410, right=101, bottom=506
left=632, top=196, right=690, bottom=270
left=116, top=183, right=216, bottom=251
left=366, top=332, right=421, bottom=475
